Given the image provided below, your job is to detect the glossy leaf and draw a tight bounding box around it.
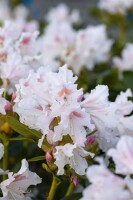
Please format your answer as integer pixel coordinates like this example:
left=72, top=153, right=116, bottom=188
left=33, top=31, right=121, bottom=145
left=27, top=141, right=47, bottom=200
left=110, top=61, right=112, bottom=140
left=6, top=116, right=42, bottom=141
left=28, top=156, right=46, bottom=162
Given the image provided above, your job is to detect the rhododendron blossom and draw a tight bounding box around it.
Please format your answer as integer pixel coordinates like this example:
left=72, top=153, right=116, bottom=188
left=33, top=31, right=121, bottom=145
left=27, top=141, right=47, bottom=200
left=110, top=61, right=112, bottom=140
left=113, top=43, right=133, bottom=72
left=0, top=159, right=42, bottom=200
left=54, top=143, right=94, bottom=175
left=81, top=158, right=131, bottom=200
left=46, top=3, right=81, bottom=24
left=41, top=22, right=76, bottom=65
left=14, top=65, right=95, bottom=148
left=64, top=25, right=113, bottom=74
left=0, top=2, right=133, bottom=199
left=108, top=136, right=133, bottom=175
left=98, top=0, right=133, bottom=14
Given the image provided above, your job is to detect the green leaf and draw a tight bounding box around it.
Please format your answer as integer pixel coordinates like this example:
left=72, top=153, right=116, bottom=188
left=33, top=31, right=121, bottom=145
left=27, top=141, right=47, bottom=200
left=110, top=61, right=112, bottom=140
left=9, top=137, right=35, bottom=142
left=28, top=156, right=46, bottom=162
left=123, top=71, right=133, bottom=90
left=6, top=116, right=42, bottom=141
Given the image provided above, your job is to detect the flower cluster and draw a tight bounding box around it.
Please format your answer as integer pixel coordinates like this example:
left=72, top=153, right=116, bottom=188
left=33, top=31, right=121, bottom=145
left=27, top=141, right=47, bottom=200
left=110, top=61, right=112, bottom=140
left=42, top=13, right=113, bottom=74
left=0, top=0, right=38, bottom=30
left=0, top=20, right=41, bottom=93
left=0, top=1, right=132, bottom=199
left=81, top=136, right=133, bottom=200
left=13, top=65, right=133, bottom=176
left=98, top=0, right=133, bottom=14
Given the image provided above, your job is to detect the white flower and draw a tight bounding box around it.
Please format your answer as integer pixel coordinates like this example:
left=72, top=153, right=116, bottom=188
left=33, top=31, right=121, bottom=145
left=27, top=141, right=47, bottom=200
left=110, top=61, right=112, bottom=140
left=13, top=5, right=29, bottom=20
left=0, top=89, right=7, bottom=115
left=64, top=25, right=113, bottom=74
left=113, top=43, right=133, bottom=72
left=14, top=65, right=96, bottom=147
left=54, top=143, right=94, bottom=175
left=0, top=52, right=30, bottom=93
left=15, top=31, right=40, bottom=62
left=125, top=176, right=133, bottom=197
left=81, top=85, right=133, bottom=151
left=53, top=107, right=95, bottom=146
left=81, top=158, right=131, bottom=200
left=46, top=3, right=81, bottom=24
left=81, top=85, right=118, bottom=151
left=0, top=159, right=42, bottom=200
left=98, top=0, right=133, bottom=14
left=114, top=89, right=133, bottom=115
left=41, top=22, right=76, bottom=65
left=108, top=136, right=133, bottom=175
left=0, top=0, right=11, bottom=21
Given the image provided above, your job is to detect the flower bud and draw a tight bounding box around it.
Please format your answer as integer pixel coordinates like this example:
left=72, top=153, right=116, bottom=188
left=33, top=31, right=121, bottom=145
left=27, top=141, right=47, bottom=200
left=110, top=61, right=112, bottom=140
left=5, top=101, right=12, bottom=114
left=85, top=135, right=96, bottom=146
left=46, top=148, right=54, bottom=163
left=11, top=92, right=16, bottom=102
left=71, top=176, right=79, bottom=186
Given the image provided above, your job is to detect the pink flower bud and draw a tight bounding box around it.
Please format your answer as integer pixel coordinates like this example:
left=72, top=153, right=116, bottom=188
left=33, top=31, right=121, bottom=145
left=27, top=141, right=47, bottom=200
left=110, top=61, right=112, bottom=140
left=11, top=92, right=16, bottom=102
left=71, top=176, right=79, bottom=186
left=5, top=101, right=12, bottom=114
left=85, top=135, right=96, bottom=145
left=46, top=148, right=54, bottom=163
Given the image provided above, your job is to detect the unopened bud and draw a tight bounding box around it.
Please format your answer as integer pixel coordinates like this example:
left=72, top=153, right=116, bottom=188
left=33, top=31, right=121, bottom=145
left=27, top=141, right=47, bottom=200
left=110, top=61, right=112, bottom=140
left=11, top=92, right=16, bottom=102
left=71, top=176, right=79, bottom=186
left=5, top=101, right=12, bottom=114
left=46, top=148, right=54, bottom=163
left=85, top=135, right=96, bottom=146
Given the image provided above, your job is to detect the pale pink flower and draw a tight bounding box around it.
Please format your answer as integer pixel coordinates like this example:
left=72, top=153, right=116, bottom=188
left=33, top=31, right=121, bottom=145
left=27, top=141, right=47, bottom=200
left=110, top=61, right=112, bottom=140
left=99, top=0, right=133, bottom=14
left=46, top=3, right=81, bottom=24
left=42, top=22, right=76, bottom=65
left=108, top=136, right=133, bottom=175
left=54, top=143, right=94, bottom=175
left=81, top=158, right=131, bottom=200
left=64, top=25, right=113, bottom=74
left=0, top=159, right=42, bottom=200
left=0, top=52, right=30, bottom=92
left=113, top=44, right=133, bottom=71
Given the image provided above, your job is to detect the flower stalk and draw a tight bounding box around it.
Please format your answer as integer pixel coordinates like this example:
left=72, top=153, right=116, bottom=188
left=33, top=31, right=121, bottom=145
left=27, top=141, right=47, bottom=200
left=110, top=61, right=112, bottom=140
left=47, top=175, right=60, bottom=200
left=2, top=138, right=9, bottom=180
left=65, top=182, right=75, bottom=197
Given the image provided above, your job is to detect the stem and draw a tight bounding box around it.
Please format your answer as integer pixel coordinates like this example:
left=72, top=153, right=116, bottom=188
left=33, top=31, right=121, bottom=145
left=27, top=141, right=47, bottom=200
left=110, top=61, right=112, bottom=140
left=47, top=175, right=59, bottom=200
left=2, top=139, right=9, bottom=181
left=118, top=22, right=126, bottom=48
left=4, top=79, right=9, bottom=98
left=65, top=182, right=75, bottom=197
